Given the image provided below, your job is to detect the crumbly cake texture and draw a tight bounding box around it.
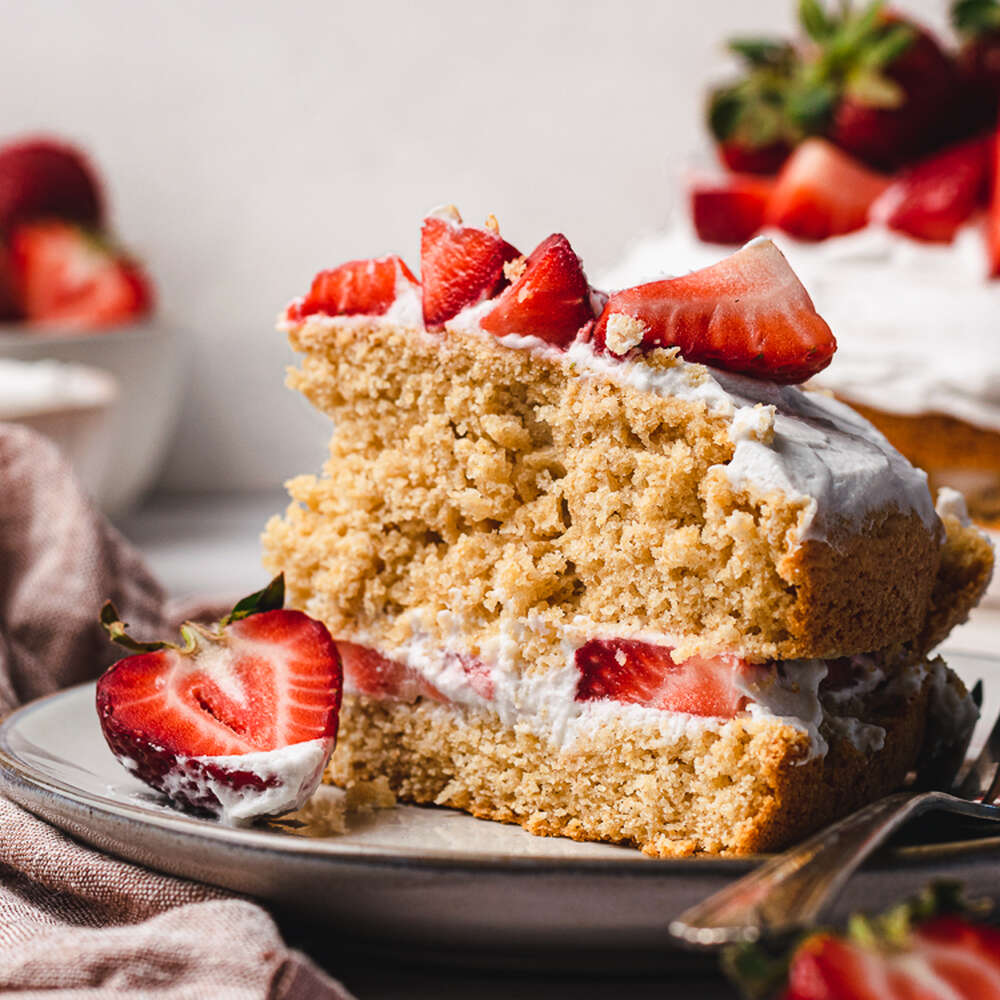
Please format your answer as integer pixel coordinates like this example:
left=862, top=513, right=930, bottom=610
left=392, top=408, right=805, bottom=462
left=262, top=313, right=992, bottom=857
left=263, top=317, right=983, bottom=664
left=328, top=668, right=934, bottom=857
left=849, top=401, right=1000, bottom=528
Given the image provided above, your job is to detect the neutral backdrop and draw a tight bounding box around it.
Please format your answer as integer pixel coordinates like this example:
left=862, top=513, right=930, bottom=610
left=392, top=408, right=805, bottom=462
left=1, top=0, right=947, bottom=491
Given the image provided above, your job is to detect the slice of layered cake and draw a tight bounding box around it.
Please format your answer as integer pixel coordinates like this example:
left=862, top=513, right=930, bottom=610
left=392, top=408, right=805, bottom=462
left=263, top=208, right=993, bottom=856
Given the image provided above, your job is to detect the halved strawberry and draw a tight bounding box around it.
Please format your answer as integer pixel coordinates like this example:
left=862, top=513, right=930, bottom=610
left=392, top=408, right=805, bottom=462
left=96, top=576, right=342, bottom=824
left=593, top=239, right=836, bottom=384
left=870, top=135, right=992, bottom=243
left=288, top=255, right=418, bottom=322
left=10, top=220, right=152, bottom=328
left=479, top=233, right=593, bottom=347
left=988, top=126, right=1000, bottom=277
left=420, top=207, right=521, bottom=328
left=0, top=137, right=102, bottom=235
left=574, top=639, right=748, bottom=718
left=690, top=174, right=774, bottom=244
left=728, top=883, right=1000, bottom=1000
left=766, top=139, right=891, bottom=241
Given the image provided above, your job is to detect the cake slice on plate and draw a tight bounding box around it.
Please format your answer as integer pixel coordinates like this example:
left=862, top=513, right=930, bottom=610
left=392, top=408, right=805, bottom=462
left=263, top=208, right=992, bottom=856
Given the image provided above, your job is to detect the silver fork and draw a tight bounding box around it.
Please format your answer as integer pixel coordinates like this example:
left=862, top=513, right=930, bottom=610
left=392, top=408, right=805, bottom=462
left=671, top=681, right=999, bottom=948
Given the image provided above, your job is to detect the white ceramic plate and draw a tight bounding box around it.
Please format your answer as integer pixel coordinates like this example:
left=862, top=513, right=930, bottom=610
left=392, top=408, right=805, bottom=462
left=3, top=664, right=1000, bottom=969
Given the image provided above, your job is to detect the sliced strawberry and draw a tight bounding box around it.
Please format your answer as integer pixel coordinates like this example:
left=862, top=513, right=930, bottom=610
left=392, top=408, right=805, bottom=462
left=869, top=136, right=992, bottom=243
left=988, top=126, right=1000, bottom=278
left=0, top=137, right=102, bottom=235
left=593, top=239, right=836, bottom=384
left=574, top=639, right=748, bottom=718
left=718, top=138, right=790, bottom=176
left=96, top=576, right=341, bottom=823
left=479, top=233, right=593, bottom=347
left=0, top=245, right=21, bottom=320
left=10, top=220, right=152, bottom=328
left=690, top=174, right=774, bottom=244
left=338, top=640, right=494, bottom=703
left=420, top=208, right=521, bottom=328
left=766, top=139, right=890, bottom=241
left=288, top=254, right=417, bottom=322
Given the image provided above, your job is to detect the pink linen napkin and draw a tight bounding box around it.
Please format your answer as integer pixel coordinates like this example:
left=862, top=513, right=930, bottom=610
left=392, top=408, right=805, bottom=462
left=0, top=423, right=354, bottom=999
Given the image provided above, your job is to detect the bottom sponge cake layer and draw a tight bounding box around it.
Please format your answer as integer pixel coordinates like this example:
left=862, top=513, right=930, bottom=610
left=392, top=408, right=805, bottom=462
left=327, top=664, right=940, bottom=857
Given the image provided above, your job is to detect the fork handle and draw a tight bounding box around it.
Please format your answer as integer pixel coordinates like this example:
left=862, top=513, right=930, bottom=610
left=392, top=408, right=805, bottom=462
left=670, top=790, right=948, bottom=947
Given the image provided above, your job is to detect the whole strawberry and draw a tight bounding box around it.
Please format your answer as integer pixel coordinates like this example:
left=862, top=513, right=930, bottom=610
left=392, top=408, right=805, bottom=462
left=725, top=882, right=1000, bottom=999
left=97, top=575, right=342, bottom=825
left=798, top=1, right=959, bottom=170
left=708, top=39, right=804, bottom=174
left=953, top=0, right=1000, bottom=133
left=0, top=137, right=102, bottom=236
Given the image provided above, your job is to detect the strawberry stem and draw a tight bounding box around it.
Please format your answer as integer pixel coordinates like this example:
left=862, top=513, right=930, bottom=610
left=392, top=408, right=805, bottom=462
left=222, top=573, right=285, bottom=625
left=99, top=602, right=172, bottom=653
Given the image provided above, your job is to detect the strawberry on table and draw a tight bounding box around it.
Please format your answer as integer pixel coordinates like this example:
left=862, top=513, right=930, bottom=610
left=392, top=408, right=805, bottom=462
left=0, top=137, right=103, bottom=235
left=420, top=206, right=521, bottom=328
left=10, top=220, right=152, bottom=328
left=96, top=575, right=342, bottom=824
left=479, top=233, right=594, bottom=346
left=766, top=139, right=890, bottom=241
left=726, top=883, right=1000, bottom=1000
left=574, top=639, right=748, bottom=718
left=691, top=174, right=775, bottom=244
left=870, top=135, right=992, bottom=243
left=593, top=238, right=837, bottom=385
left=288, top=254, right=417, bottom=322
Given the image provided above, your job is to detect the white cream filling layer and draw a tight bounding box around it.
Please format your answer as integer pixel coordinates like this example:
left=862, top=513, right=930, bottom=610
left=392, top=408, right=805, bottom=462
left=341, top=615, right=901, bottom=763
left=119, top=738, right=333, bottom=826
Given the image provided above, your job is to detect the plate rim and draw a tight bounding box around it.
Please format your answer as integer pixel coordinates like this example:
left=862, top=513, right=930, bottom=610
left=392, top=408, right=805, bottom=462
left=4, top=678, right=1000, bottom=876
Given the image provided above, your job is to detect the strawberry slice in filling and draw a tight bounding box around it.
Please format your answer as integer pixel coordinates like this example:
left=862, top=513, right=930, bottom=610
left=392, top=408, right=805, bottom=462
left=574, top=638, right=750, bottom=718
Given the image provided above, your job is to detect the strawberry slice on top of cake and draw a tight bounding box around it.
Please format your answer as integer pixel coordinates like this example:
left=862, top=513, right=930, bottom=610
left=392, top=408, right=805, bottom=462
left=263, top=206, right=992, bottom=857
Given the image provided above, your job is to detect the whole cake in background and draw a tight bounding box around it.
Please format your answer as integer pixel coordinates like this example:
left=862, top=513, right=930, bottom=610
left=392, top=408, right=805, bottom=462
left=263, top=205, right=993, bottom=857
left=0, top=136, right=153, bottom=330
left=604, top=0, right=1000, bottom=527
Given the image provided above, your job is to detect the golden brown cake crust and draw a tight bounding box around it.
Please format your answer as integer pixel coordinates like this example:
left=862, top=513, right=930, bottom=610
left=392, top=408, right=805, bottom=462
left=263, top=317, right=949, bottom=662
left=328, top=677, right=931, bottom=857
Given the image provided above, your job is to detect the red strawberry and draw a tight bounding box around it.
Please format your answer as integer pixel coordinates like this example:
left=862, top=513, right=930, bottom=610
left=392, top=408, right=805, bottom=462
left=96, top=576, right=342, bottom=823
left=800, top=5, right=960, bottom=170
left=288, top=255, right=417, bottom=322
left=338, top=641, right=493, bottom=703
left=718, top=139, right=791, bottom=176
left=0, top=245, right=21, bottom=321
left=10, top=220, right=152, bottom=328
left=0, top=137, right=102, bottom=235
left=574, top=639, right=748, bottom=718
left=870, top=136, right=992, bottom=243
left=954, top=0, right=1000, bottom=136
left=420, top=207, right=521, bottom=328
left=989, top=126, right=1000, bottom=277
left=690, top=174, right=775, bottom=244
left=479, top=233, right=593, bottom=347
left=593, top=239, right=836, bottom=385
left=766, top=139, right=890, bottom=241
left=727, top=883, right=1000, bottom=1000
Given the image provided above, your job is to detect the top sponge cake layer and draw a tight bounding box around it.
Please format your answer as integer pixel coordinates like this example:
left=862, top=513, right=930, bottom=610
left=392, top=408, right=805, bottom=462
left=263, top=315, right=961, bottom=663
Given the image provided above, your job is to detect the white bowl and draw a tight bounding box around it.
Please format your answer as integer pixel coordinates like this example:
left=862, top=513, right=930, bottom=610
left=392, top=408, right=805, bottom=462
left=0, top=321, right=182, bottom=514
left=0, top=359, right=119, bottom=499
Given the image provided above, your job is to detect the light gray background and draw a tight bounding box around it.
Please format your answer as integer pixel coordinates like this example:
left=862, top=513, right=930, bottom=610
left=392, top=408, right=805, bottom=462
left=1, top=0, right=946, bottom=491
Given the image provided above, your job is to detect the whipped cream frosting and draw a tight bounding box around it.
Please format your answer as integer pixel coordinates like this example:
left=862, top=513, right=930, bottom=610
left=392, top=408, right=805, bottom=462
left=601, top=222, right=1000, bottom=433
left=341, top=613, right=906, bottom=763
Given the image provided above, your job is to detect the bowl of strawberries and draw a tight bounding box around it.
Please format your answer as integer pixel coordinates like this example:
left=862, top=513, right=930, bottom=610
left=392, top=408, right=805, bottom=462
left=0, top=136, right=180, bottom=514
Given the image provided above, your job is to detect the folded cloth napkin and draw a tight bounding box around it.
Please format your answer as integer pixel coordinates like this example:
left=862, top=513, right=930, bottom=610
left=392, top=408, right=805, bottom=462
left=0, top=424, right=354, bottom=999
